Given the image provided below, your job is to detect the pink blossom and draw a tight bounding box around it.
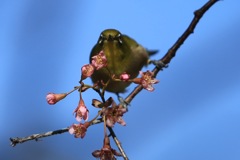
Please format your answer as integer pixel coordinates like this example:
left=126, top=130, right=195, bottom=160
left=133, top=70, right=159, bottom=92
left=92, top=135, right=122, bottom=159
left=46, top=93, right=67, bottom=105
left=91, top=50, right=107, bottom=70
left=103, top=101, right=127, bottom=127
left=81, top=64, right=94, bottom=80
left=117, top=116, right=126, bottom=126
left=73, top=98, right=89, bottom=122
left=69, top=122, right=90, bottom=138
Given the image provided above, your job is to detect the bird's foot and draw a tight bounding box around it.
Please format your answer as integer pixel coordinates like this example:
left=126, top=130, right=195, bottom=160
left=149, top=60, right=168, bottom=70
left=116, top=93, right=129, bottom=109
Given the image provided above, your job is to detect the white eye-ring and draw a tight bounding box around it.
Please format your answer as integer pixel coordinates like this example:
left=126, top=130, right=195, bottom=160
left=117, top=34, right=122, bottom=44
left=98, top=34, right=104, bottom=44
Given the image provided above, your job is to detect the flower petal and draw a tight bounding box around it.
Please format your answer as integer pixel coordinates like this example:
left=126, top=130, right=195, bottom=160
left=68, top=126, right=75, bottom=134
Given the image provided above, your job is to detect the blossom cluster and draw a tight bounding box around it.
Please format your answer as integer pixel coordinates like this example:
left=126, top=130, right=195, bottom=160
left=45, top=50, right=159, bottom=159
left=81, top=50, right=107, bottom=80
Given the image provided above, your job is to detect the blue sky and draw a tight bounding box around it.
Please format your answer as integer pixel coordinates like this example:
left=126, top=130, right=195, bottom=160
left=1, top=0, right=240, bottom=160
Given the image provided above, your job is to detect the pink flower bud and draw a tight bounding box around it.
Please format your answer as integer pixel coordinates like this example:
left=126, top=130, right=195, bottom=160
left=120, top=73, right=130, bottom=81
left=46, top=93, right=67, bottom=105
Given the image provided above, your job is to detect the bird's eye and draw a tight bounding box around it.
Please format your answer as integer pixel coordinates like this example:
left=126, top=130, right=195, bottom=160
left=98, top=34, right=105, bottom=44
left=116, top=33, right=122, bottom=44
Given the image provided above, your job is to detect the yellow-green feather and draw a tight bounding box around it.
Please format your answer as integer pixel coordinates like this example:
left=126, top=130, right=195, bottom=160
left=89, top=29, right=151, bottom=93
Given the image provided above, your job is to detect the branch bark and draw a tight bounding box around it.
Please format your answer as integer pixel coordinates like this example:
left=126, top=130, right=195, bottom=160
left=10, top=118, right=103, bottom=147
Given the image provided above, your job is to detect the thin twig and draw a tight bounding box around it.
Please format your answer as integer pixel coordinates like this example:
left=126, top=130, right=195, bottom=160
left=10, top=128, right=68, bottom=147
left=108, top=127, right=129, bottom=160
left=125, top=0, right=219, bottom=104
left=159, top=0, right=219, bottom=67
left=10, top=118, right=103, bottom=147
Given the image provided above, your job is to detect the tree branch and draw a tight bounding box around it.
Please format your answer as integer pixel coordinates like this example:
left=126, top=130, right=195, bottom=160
left=160, top=0, right=219, bottom=66
left=10, top=128, right=69, bottom=147
left=108, top=127, right=129, bottom=160
left=10, top=118, right=103, bottom=147
left=10, top=1, right=219, bottom=160
left=125, top=0, right=219, bottom=104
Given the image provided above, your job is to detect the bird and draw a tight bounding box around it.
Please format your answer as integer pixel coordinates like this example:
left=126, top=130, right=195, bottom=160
left=90, top=29, right=157, bottom=93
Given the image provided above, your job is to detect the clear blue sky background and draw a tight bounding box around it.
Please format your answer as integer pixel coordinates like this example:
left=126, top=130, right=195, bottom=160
left=1, top=0, right=240, bottom=160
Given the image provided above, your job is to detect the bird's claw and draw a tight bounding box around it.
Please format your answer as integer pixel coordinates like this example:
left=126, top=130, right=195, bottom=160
left=149, top=60, right=168, bottom=70
left=117, top=94, right=129, bottom=109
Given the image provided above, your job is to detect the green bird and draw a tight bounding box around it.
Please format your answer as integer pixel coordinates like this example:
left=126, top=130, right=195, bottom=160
left=90, top=29, right=157, bottom=93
